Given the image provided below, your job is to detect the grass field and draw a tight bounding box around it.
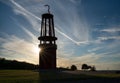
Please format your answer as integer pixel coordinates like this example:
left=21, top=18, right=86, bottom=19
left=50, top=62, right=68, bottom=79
left=0, top=70, right=39, bottom=83
left=0, top=70, right=120, bottom=83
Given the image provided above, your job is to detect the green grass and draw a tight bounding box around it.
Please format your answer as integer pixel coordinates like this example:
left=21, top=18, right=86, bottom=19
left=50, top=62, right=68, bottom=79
left=0, top=70, right=39, bottom=83
left=91, top=73, right=120, bottom=78
left=0, top=70, right=120, bottom=83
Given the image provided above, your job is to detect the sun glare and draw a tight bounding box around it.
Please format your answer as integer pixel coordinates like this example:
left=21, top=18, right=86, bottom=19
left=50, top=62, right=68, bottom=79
left=33, top=46, right=41, bottom=55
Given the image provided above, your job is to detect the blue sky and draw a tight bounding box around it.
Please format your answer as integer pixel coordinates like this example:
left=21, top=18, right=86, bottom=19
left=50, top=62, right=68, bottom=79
left=0, top=0, right=120, bottom=70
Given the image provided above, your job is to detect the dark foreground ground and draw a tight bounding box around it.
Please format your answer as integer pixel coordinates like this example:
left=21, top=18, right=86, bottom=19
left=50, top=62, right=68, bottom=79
left=0, top=70, right=120, bottom=83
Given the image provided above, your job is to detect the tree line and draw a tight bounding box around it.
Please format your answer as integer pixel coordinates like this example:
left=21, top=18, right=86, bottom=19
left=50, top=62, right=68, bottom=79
left=0, top=58, right=38, bottom=70
left=59, top=64, right=96, bottom=71
left=0, top=57, right=96, bottom=71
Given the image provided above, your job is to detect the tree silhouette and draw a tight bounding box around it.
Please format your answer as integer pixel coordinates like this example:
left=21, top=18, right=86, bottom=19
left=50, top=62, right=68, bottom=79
left=82, top=64, right=88, bottom=70
left=82, top=64, right=96, bottom=71
left=71, top=65, right=77, bottom=71
left=81, top=64, right=91, bottom=70
left=90, top=66, right=96, bottom=71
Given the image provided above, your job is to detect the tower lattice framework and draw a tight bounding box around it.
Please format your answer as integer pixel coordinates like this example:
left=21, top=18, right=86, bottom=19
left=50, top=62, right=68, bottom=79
left=38, top=5, right=57, bottom=69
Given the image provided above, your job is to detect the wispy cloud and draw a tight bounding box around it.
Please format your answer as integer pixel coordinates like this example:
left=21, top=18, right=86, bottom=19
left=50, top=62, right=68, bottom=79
left=88, top=47, right=102, bottom=52
left=10, top=0, right=41, bottom=32
left=98, top=36, right=120, bottom=41
left=10, top=0, right=89, bottom=46
left=70, top=51, right=120, bottom=70
left=11, top=0, right=41, bottom=20
left=72, top=53, right=100, bottom=64
left=57, top=48, right=120, bottom=70
left=55, top=28, right=86, bottom=45
left=92, top=27, right=120, bottom=43
left=0, top=32, right=39, bottom=64
left=21, top=26, right=38, bottom=43
left=53, top=0, right=89, bottom=45
left=57, top=57, right=72, bottom=67
left=1, top=0, right=120, bottom=70
left=101, top=28, right=120, bottom=33
left=57, top=52, right=101, bottom=69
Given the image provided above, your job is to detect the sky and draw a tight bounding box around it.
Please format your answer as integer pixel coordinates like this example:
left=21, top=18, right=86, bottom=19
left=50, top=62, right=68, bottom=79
left=0, top=0, right=120, bottom=70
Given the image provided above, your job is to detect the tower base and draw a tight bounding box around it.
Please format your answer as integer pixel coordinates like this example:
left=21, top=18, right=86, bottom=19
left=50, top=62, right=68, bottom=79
left=39, top=44, right=57, bottom=70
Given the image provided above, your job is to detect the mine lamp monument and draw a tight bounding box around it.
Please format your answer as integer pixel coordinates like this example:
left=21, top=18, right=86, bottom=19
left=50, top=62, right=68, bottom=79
left=38, top=5, right=57, bottom=70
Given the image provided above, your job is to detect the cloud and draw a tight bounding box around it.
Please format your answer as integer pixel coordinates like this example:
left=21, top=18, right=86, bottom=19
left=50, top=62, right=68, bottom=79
left=92, top=28, right=120, bottom=43
left=57, top=52, right=100, bottom=68
left=57, top=52, right=100, bottom=69
left=57, top=45, right=120, bottom=69
left=73, top=53, right=100, bottom=64
left=21, top=26, right=38, bottom=43
left=10, top=0, right=89, bottom=46
left=10, top=0, right=41, bottom=20
left=10, top=0, right=41, bottom=32
left=70, top=0, right=82, bottom=4
left=1, top=0, right=120, bottom=70
left=53, top=0, right=89, bottom=45
left=55, top=27, right=89, bottom=46
left=57, top=57, right=72, bottom=67
left=0, top=33, right=39, bottom=64
left=98, top=36, right=120, bottom=41
left=70, top=52, right=120, bottom=70
left=88, top=47, right=102, bottom=52
left=98, top=27, right=120, bottom=41
left=101, top=28, right=120, bottom=33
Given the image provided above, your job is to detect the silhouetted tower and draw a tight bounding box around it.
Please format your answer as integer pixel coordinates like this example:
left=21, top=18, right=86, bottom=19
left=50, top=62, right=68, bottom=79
left=38, top=5, right=57, bottom=69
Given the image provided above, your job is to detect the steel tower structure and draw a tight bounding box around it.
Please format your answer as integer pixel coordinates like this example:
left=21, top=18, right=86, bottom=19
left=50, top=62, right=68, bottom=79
left=38, top=5, right=57, bottom=69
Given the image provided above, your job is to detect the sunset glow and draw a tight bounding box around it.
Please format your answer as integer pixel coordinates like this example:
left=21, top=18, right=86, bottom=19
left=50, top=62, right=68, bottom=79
left=0, top=0, right=120, bottom=70
left=33, top=46, right=40, bottom=55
